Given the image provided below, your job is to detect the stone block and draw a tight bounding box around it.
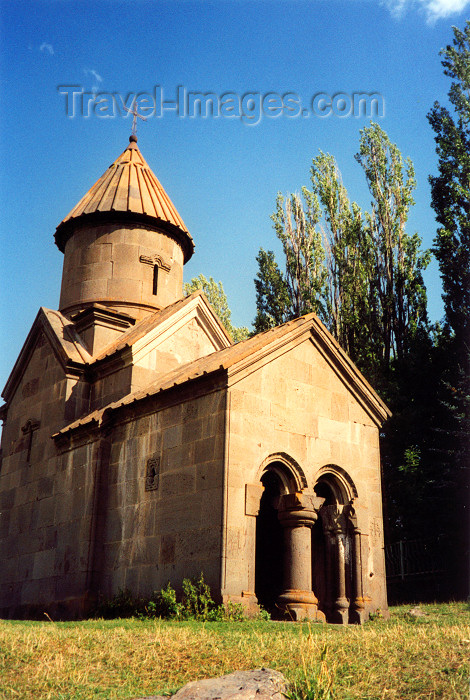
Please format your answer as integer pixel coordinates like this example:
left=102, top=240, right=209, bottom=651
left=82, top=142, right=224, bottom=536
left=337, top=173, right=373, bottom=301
left=163, top=444, right=192, bottom=471
left=317, top=416, right=349, bottom=443
left=0, top=488, right=15, bottom=510
left=105, top=509, right=124, bottom=543
left=159, top=404, right=183, bottom=429
left=111, top=242, right=138, bottom=262
left=32, top=548, right=56, bottom=580
left=21, top=577, right=55, bottom=605
left=181, top=417, right=204, bottom=444
left=138, top=565, right=160, bottom=597
left=79, top=278, right=110, bottom=301
left=160, top=533, right=176, bottom=565
left=157, top=494, right=203, bottom=534
left=55, top=572, right=88, bottom=600
left=37, top=477, right=54, bottom=500
left=0, top=509, right=10, bottom=539
left=16, top=553, right=35, bottom=582
left=81, top=261, right=113, bottom=282
left=194, top=437, right=216, bottom=464
left=196, top=462, right=223, bottom=491
left=107, top=277, right=143, bottom=301
left=175, top=526, right=221, bottom=562
left=331, top=392, right=349, bottom=422
left=37, top=496, right=55, bottom=528
left=161, top=469, right=195, bottom=497
left=162, top=424, right=183, bottom=450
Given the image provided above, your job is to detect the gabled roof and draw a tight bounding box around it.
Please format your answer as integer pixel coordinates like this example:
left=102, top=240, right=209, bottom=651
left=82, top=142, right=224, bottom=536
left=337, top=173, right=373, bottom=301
left=55, top=311, right=391, bottom=438
left=90, top=290, right=232, bottom=365
left=2, top=308, right=92, bottom=403
left=54, top=137, right=194, bottom=262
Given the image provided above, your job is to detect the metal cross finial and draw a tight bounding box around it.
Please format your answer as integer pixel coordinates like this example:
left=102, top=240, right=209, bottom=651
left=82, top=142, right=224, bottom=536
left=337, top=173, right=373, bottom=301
left=124, top=99, right=147, bottom=136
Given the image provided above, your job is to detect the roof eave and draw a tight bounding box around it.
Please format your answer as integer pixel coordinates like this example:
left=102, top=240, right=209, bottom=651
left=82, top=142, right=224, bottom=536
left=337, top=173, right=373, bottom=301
left=54, top=210, right=195, bottom=263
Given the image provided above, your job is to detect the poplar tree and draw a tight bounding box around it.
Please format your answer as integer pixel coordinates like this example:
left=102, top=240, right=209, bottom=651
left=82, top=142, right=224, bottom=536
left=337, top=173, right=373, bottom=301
left=254, top=189, right=327, bottom=332
left=427, top=21, right=470, bottom=597
left=428, top=21, right=470, bottom=351
left=254, top=126, right=430, bottom=387
left=355, top=123, right=430, bottom=373
left=310, top=152, right=376, bottom=375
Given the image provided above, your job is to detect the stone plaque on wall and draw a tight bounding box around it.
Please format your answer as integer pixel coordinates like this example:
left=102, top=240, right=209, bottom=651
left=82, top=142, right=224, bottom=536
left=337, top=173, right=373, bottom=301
left=245, top=483, right=264, bottom=516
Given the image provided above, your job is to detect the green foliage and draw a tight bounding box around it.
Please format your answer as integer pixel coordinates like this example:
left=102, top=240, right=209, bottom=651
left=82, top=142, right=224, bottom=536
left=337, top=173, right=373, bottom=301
left=271, top=189, right=327, bottom=320
left=254, top=127, right=430, bottom=384
left=256, top=605, right=271, bottom=621
left=398, top=446, right=421, bottom=475
left=355, top=122, right=430, bottom=372
left=184, top=274, right=250, bottom=342
left=254, top=248, right=291, bottom=331
left=425, top=21, right=470, bottom=597
left=150, top=581, right=180, bottom=619
left=428, top=21, right=470, bottom=345
left=179, top=573, right=214, bottom=620
left=93, top=575, right=253, bottom=623
left=254, top=189, right=328, bottom=333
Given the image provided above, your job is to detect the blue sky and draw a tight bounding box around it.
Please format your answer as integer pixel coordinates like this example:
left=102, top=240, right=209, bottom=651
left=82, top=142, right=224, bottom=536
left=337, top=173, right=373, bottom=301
left=1, top=0, right=469, bottom=390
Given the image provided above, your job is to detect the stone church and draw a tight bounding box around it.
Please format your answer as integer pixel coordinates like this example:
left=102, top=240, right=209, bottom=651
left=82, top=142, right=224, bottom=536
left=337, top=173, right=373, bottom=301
left=0, top=135, right=390, bottom=622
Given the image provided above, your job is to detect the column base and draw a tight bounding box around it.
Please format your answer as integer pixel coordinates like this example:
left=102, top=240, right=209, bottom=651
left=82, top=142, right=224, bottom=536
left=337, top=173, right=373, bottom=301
left=350, top=597, right=366, bottom=624
left=277, top=589, right=326, bottom=622
left=332, top=596, right=349, bottom=625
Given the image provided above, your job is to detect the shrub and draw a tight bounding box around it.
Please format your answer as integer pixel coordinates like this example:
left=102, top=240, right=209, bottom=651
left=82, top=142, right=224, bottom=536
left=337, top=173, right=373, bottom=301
left=92, top=574, right=269, bottom=622
left=180, top=573, right=214, bottom=620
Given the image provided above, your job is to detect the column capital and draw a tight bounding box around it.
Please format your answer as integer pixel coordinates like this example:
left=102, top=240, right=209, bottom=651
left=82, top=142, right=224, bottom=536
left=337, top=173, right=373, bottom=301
left=345, top=500, right=361, bottom=533
left=278, top=492, right=325, bottom=528
left=320, top=503, right=348, bottom=535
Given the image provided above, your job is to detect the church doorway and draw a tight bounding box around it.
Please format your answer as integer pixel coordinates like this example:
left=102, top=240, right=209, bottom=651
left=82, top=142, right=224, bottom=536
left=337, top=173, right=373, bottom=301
left=254, top=469, right=284, bottom=613
left=312, top=469, right=358, bottom=623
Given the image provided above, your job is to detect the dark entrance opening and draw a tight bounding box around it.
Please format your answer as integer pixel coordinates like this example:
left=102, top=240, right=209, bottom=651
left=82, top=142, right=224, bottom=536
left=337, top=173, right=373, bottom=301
left=312, top=475, right=354, bottom=622
left=255, top=470, right=284, bottom=613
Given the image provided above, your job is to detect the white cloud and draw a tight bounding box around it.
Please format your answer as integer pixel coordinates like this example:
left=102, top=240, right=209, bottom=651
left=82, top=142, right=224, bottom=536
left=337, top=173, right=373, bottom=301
left=39, top=42, right=54, bottom=55
left=422, top=0, right=470, bottom=19
left=84, top=68, right=103, bottom=93
left=382, top=0, right=470, bottom=21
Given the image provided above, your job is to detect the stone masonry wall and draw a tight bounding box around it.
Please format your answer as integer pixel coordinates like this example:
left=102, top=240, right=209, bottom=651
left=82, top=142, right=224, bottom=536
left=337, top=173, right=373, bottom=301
left=89, top=316, right=223, bottom=413
left=94, top=384, right=227, bottom=600
left=59, top=223, right=184, bottom=320
left=0, top=334, right=95, bottom=617
left=223, top=337, right=388, bottom=613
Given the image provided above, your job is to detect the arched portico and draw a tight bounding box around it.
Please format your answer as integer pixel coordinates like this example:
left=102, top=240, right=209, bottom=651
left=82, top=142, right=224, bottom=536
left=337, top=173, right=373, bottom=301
left=254, top=456, right=325, bottom=621
left=313, top=466, right=365, bottom=624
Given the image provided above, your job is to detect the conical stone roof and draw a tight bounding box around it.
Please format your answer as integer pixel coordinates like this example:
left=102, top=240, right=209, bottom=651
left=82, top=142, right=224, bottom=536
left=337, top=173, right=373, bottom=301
left=55, top=136, right=194, bottom=262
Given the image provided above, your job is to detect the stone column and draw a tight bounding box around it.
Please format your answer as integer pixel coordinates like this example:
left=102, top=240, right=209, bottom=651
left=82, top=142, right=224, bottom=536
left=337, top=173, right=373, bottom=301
left=346, top=503, right=366, bottom=624
left=277, top=493, right=325, bottom=621
left=321, top=505, right=349, bottom=625
left=322, top=527, right=336, bottom=620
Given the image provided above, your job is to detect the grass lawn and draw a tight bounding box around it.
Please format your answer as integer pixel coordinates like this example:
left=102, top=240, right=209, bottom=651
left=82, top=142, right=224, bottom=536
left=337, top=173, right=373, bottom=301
left=0, top=602, right=468, bottom=699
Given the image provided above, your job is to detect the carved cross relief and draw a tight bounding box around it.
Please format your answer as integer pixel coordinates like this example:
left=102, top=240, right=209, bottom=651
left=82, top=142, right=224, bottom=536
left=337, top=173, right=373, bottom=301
left=145, top=455, right=160, bottom=491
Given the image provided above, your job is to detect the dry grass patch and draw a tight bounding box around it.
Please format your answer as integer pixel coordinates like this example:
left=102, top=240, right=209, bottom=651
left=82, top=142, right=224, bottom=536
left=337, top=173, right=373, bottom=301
left=0, top=603, right=468, bottom=699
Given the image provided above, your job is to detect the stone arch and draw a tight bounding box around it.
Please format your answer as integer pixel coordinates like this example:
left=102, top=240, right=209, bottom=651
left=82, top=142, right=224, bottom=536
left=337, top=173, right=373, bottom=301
left=254, top=453, right=306, bottom=614
left=311, top=465, right=360, bottom=624
left=256, top=452, right=308, bottom=494
left=313, top=464, right=358, bottom=504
